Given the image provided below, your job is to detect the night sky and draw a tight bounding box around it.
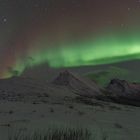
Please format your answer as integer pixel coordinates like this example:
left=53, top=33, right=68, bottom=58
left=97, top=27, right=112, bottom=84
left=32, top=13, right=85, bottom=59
left=0, top=0, right=140, bottom=78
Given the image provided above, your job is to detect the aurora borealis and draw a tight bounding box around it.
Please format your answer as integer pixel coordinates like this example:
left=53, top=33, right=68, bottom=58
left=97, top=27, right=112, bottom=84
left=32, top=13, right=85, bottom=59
left=0, top=0, right=140, bottom=78
left=2, top=32, right=140, bottom=78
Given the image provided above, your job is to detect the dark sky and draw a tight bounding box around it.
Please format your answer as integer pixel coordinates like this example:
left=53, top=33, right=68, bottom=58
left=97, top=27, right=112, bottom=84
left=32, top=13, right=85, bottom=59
left=0, top=0, right=140, bottom=78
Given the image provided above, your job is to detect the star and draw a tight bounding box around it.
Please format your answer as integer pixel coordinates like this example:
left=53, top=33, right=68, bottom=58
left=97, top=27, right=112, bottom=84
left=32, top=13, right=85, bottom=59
left=128, top=8, right=131, bottom=11
left=121, top=23, right=124, bottom=27
left=2, top=17, right=7, bottom=23
left=3, top=18, right=7, bottom=22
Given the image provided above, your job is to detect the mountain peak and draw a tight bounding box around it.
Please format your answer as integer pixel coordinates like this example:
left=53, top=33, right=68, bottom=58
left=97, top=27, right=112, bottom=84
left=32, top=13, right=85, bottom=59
left=52, top=70, right=102, bottom=97
left=52, top=70, right=80, bottom=86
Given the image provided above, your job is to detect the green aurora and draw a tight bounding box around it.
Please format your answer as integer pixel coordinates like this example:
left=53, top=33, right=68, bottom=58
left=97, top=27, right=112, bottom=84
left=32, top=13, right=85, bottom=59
left=10, top=33, right=140, bottom=78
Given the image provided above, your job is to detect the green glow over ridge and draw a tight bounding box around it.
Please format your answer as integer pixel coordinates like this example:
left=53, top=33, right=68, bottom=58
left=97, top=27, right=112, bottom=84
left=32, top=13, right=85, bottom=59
left=4, top=33, right=140, bottom=78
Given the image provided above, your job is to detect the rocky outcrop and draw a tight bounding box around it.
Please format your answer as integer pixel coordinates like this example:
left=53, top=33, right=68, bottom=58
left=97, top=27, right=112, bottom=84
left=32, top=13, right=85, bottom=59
left=53, top=70, right=102, bottom=97
left=106, top=79, right=140, bottom=106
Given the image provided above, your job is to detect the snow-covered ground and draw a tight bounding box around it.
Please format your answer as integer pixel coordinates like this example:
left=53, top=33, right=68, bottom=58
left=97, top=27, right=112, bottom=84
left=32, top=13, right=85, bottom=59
left=0, top=73, right=140, bottom=140
left=0, top=100, right=140, bottom=140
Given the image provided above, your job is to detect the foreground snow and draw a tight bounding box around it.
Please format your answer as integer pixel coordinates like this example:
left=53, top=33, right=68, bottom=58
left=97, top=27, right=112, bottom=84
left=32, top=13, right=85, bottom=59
left=0, top=100, right=139, bottom=140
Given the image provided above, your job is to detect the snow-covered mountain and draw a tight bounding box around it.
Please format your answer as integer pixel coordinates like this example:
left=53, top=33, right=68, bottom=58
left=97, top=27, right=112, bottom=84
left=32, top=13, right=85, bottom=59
left=0, top=71, right=140, bottom=106
left=53, top=70, right=102, bottom=97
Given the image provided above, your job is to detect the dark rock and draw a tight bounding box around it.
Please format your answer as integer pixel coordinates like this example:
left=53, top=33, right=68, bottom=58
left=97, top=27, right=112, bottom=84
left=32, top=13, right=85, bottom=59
left=106, top=79, right=140, bottom=106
